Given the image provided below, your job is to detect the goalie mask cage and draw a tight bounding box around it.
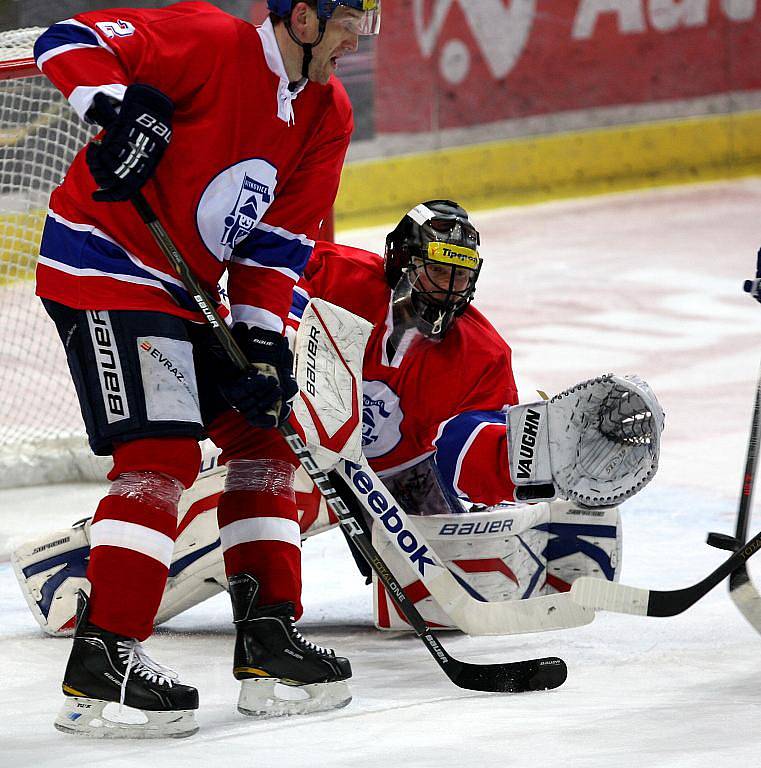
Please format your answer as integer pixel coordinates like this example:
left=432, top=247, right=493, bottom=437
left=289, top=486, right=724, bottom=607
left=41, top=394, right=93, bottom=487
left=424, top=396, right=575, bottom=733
left=0, top=28, right=336, bottom=488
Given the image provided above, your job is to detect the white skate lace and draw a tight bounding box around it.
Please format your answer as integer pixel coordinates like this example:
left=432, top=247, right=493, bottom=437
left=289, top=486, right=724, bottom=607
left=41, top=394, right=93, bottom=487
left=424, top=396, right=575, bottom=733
left=289, top=617, right=334, bottom=657
left=117, top=639, right=179, bottom=708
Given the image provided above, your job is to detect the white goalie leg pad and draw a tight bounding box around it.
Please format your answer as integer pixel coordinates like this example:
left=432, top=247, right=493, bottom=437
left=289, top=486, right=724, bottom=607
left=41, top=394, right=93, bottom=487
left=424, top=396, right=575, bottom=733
left=11, top=518, right=92, bottom=636
left=506, top=374, right=664, bottom=507
left=295, top=464, right=340, bottom=539
left=373, top=500, right=621, bottom=630
left=373, top=503, right=550, bottom=630
left=54, top=697, right=198, bottom=739
left=13, top=456, right=339, bottom=635
left=237, top=678, right=352, bottom=719
left=539, top=500, right=622, bottom=594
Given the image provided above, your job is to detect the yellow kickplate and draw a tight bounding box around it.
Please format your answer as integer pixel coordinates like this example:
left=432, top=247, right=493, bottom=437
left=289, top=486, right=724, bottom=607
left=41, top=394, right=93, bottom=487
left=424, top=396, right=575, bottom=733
left=62, top=683, right=86, bottom=697
left=233, top=666, right=272, bottom=678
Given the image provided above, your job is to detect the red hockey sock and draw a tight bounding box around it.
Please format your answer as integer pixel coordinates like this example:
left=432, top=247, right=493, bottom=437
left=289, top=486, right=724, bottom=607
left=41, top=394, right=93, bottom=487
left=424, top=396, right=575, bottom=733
left=217, top=461, right=302, bottom=617
left=87, top=437, right=199, bottom=640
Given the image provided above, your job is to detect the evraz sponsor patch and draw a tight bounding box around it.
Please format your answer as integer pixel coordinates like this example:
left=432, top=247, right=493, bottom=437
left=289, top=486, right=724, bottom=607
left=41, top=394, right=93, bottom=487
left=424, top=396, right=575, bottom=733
left=137, top=337, right=201, bottom=423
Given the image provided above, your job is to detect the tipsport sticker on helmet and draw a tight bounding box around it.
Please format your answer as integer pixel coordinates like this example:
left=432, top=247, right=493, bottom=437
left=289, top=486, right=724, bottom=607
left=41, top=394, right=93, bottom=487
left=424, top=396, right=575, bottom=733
left=427, top=242, right=480, bottom=270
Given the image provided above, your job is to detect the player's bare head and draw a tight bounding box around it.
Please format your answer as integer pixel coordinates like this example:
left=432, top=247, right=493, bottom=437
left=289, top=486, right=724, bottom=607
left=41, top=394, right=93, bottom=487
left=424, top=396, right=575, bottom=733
left=268, top=1, right=381, bottom=87
left=385, top=201, right=482, bottom=340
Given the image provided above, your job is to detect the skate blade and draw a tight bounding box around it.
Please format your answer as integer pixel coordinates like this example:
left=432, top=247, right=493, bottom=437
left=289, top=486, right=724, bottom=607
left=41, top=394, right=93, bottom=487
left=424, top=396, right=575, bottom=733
left=54, top=696, right=198, bottom=739
left=237, top=678, right=352, bottom=718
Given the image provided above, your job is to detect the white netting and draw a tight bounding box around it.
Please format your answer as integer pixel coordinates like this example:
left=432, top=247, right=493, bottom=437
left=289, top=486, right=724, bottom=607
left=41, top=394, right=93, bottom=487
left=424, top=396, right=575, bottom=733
left=0, top=28, right=100, bottom=485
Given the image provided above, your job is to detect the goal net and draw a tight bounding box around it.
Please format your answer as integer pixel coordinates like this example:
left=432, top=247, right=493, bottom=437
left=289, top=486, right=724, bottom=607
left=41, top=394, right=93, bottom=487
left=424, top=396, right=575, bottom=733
left=0, top=28, right=103, bottom=487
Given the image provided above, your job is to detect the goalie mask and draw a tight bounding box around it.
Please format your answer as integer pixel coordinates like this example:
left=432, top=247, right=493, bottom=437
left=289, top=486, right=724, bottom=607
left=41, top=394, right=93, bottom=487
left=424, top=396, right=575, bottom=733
left=385, top=200, right=482, bottom=340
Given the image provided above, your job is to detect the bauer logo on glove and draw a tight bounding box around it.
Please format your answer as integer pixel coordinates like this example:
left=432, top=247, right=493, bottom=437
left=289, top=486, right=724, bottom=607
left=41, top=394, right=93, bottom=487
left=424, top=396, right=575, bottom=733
left=506, top=374, right=664, bottom=507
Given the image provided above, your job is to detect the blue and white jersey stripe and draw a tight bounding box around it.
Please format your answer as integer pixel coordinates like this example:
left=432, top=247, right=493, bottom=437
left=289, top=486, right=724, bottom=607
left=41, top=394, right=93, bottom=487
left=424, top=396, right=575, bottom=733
left=288, top=285, right=311, bottom=323
left=39, top=213, right=196, bottom=310
left=34, top=19, right=114, bottom=69
left=231, top=223, right=314, bottom=280
left=434, top=410, right=507, bottom=500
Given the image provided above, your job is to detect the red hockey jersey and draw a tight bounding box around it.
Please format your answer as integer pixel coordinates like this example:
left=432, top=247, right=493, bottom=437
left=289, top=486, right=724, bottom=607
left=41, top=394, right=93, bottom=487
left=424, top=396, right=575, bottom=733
left=34, top=2, right=353, bottom=333
left=292, top=242, right=519, bottom=506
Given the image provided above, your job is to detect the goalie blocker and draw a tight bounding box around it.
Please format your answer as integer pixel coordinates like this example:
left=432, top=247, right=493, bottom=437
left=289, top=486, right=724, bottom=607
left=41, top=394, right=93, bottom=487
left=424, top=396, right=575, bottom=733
left=12, top=460, right=620, bottom=636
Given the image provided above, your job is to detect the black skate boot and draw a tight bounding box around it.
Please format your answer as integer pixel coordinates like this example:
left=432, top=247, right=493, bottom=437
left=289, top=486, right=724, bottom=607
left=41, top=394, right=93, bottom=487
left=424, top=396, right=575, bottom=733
left=229, top=573, right=352, bottom=718
left=54, top=591, right=199, bottom=738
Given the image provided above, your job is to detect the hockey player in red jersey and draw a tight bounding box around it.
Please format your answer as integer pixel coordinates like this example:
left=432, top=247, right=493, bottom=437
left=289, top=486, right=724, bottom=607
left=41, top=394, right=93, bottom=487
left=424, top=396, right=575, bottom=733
left=33, top=0, right=381, bottom=737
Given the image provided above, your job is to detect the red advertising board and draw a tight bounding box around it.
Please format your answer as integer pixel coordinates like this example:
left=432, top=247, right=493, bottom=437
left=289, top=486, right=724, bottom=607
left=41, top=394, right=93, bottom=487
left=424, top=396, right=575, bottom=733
left=376, top=0, right=761, bottom=133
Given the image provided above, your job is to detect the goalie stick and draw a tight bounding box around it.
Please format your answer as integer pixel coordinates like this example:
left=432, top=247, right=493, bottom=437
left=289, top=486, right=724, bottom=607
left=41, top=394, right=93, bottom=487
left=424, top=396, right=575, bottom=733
left=704, top=256, right=761, bottom=633
left=130, top=191, right=567, bottom=694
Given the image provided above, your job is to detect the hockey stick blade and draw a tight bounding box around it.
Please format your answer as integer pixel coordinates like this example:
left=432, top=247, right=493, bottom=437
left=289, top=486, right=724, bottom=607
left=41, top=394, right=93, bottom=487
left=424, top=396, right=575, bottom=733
left=132, top=192, right=568, bottom=694
left=570, top=528, right=761, bottom=616
left=434, top=638, right=567, bottom=693
left=727, top=566, right=761, bottom=633
left=704, top=348, right=761, bottom=633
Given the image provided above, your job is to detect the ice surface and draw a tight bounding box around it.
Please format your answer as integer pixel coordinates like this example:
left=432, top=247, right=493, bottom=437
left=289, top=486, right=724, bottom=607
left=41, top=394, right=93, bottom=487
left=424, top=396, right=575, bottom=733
left=2, top=179, right=761, bottom=766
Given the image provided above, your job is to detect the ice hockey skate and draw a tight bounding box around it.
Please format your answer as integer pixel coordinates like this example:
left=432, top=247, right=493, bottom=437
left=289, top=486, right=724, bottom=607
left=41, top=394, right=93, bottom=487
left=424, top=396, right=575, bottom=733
left=54, top=592, right=199, bottom=739
left=229, top=573, right=352, bottom=718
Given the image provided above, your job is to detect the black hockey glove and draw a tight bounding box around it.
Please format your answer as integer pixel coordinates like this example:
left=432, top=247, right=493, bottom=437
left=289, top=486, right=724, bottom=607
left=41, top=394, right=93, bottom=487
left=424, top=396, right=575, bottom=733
left=85, top=83, right=174, bottom=203
left=219, top=324, right=299, bottom=430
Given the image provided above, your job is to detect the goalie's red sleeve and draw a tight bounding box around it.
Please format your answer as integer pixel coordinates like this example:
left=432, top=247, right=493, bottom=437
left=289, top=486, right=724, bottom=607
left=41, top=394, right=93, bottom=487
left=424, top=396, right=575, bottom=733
left=34, top=3, right=353, bottom=333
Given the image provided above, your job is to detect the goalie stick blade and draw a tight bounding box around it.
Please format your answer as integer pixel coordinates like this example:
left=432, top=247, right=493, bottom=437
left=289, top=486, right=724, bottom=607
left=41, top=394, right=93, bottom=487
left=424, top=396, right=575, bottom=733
left=446, top=655, right=567, bottom=693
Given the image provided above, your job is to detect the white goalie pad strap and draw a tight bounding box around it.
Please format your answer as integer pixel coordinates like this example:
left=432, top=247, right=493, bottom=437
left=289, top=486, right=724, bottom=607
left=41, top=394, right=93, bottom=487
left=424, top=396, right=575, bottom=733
left=507, top=374, right=664, bottom=507
left=292, top=298, right=372, bottom=470
left=373, top=499, right=622, bottom=631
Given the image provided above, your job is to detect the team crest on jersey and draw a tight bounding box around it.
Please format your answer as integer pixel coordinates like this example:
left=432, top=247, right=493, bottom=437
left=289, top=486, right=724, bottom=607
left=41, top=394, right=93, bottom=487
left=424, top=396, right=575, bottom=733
left=196, top=159, right=278, bottom=261
left=362, top=380, right=404, bottom=458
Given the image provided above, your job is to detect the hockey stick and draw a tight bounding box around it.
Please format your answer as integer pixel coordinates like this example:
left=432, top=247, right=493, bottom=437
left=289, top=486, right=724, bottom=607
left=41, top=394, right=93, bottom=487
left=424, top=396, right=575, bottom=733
left=703, top=257, right=761, bottom=632
left=130, top=191, right=567, bottom=693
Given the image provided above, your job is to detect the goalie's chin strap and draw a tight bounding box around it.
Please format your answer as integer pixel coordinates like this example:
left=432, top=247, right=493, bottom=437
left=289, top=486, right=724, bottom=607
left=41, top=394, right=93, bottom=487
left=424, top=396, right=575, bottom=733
left=285, top=17, right=327, bottom=92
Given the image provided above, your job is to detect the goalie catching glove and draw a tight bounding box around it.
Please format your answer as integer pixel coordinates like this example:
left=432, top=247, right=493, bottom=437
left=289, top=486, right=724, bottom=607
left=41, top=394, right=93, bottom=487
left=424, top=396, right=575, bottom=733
left=506, top=374, right=664, bottom=507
